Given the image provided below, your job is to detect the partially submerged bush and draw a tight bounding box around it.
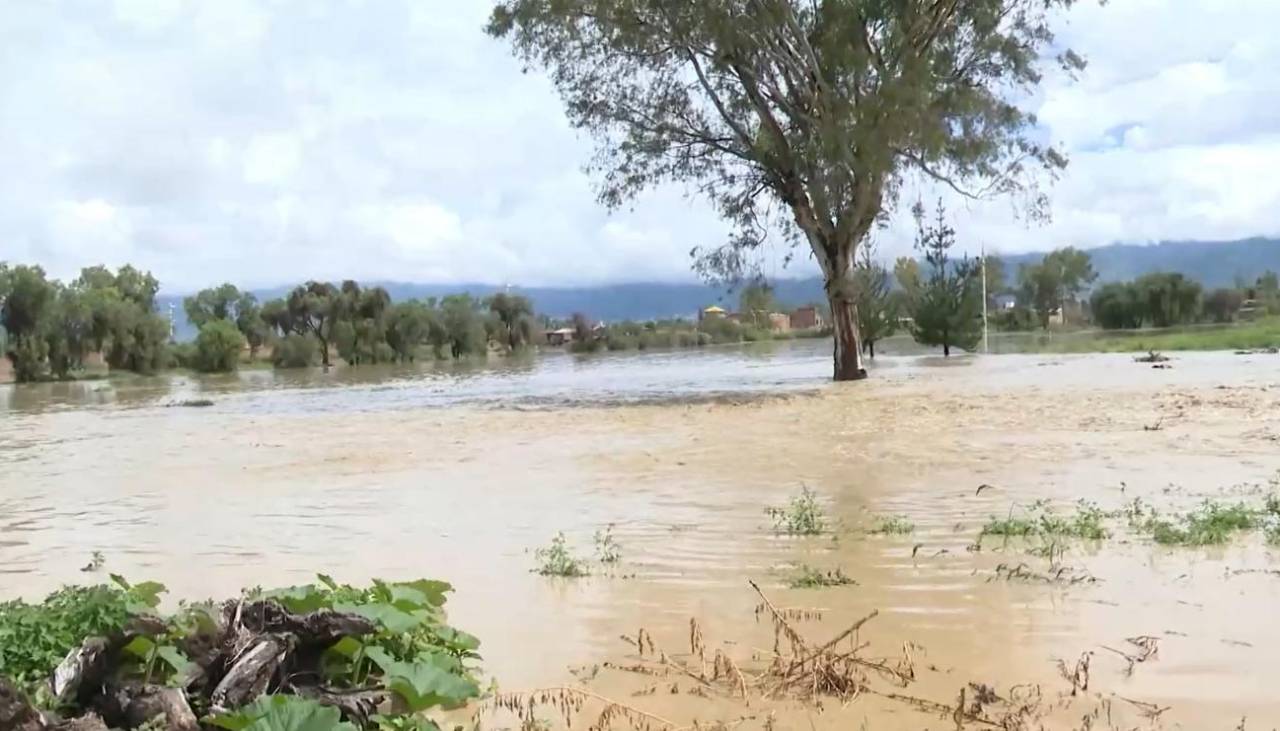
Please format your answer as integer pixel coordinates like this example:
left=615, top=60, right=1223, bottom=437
left=1143, top=501, right=1259, bottom=546
left=867, top=515, right=914, bottom=535
left=273, top=333, right=320, bottom=369
left=766, top=486, right=826, bottom=535
left=533, top=532, right=590, bottom=577
left=787, top=565, right=856, bottom=589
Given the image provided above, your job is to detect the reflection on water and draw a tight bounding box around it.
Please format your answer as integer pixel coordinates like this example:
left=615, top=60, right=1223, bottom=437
left=2, top=345, right=1280, bottom=727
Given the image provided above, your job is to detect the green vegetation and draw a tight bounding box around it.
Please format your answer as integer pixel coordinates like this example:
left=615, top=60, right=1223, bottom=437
left=0, top=573, right=481, bottom=731
left=867, top=515, right=914, bottom=536
left=489, top=0, right=1076, bottom=380
left=980, top=501, right=1110, bottom=541
left=902, top=202, right=983, bottom=357
left=787, top=565, right=856, bottom=589
left=1140, top=501, right=1259, bottom=546
left=193, top=318, right=246, bottom=373
left=766, top=486, right=827, bottom=536
left=533, top=533, right=590, bottom=577
left=0, top=264, right=169, bottom=382
left=1017, top=248, right=1098, bottom=329
left=593, top=525, right=622, bottom=564
left=854, top=243, right=897, bottom=359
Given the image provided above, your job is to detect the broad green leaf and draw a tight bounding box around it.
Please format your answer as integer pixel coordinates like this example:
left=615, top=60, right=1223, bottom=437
left=326, top=636, right=363, bottom=660
left=363, top=647, right=479, bottom=713
left=128, top=581, right=168, bottom=609
left=122, top=635, right=157, bottom=659
left=264, top=585, right=331, bottom=614
left=156, top=645, right=193, bottom=675
left=109, top=574, right=132, bottom=591
left=207, top=695, right=357, bottom=731
left=393, top=580, right=451, bottom=608
left=334, top=602, right=421, bottom=635
left=316, top=574, right=338, bottom=591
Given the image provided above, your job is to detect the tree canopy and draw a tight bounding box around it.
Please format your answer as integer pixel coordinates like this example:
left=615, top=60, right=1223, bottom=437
left=903, top=202, right=982, bottom=356
left=488, top=0, right=1079, bottom=380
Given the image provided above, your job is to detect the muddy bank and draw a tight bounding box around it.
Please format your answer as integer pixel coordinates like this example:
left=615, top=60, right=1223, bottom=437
left=2, top=351, right=1280, bottom=727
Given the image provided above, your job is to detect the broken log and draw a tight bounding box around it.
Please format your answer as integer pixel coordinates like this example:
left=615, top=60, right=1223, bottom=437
left=122, top=686, right=199, bottom=731
left=231, top=600, right=378, bottom=646
left=292, top=685, right=387, bottom=727
left=210, top=634, right=292, bottom=712
left=51, top=638, right=110, bottom=706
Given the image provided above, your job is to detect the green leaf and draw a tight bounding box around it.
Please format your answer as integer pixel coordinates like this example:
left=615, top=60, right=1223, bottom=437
left=207, top=695, right=357, bottom=731
left=326, top=636, right=364, bottom=660
left=333, top=602, right=421, bottom=635
left=363, top=647, right=479, bottom=713
left=394, top=580, right=451, bottom=608
left=156, top=645, right=192, bottom=675
left=128, top=581, right=168, bottom=609
left=109, top=574, right=132, bottom=591
left=316, top=574, right=339, bottom=591
left=263, top=585, right=331, bottom=614
left=122, top=635, right=157, bottom=659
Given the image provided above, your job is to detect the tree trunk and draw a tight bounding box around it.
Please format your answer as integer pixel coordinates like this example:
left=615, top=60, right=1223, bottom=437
left=943, top=342, right=951, bottom=357
left=318, top=336, right=330, bottom=368
left=867, top=339, right=876, bottom=359
left=828, top=292, right=867, bottom=381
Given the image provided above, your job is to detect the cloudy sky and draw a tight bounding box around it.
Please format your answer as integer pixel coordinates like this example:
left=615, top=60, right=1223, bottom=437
left=2, top=0, right=1278, bottom=293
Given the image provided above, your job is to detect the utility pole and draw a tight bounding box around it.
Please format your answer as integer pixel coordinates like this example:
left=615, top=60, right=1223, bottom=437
left=981, top=242, right=989, bottom=354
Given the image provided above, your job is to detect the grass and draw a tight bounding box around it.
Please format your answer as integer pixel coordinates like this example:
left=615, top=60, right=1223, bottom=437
left=980, top=501, right=1109, bottom=541
left=1142, top=501, right=1260, bottom=546
left=1025, top=318, right=1280, bottom=355
left=533, top=532, right=590, bottom=577
left=766, top=486, right=826, bottom=535
left=866, top=515, right=915, bottom=535
left=787, top=565, right=856, bottom=589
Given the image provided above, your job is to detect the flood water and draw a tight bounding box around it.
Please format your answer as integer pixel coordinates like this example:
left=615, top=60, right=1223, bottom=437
left=3, top=342, right=1280, bottom=728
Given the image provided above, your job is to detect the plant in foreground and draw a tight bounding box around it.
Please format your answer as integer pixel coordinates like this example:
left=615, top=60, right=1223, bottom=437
left=766, top=486, right=827, bottom=536
left=1143, top=501, right=1259, bottom=546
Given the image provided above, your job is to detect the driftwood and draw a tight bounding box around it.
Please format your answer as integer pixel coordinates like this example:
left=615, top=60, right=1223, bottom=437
left=210, top=634, right=292, bottom=712
left=52, top=638, right=110, bottom=705
left=121, top=686, right=199, bottom=731
left=293, top=685, right=388, bottom=728
left=2, top=598, right=386, bottom=730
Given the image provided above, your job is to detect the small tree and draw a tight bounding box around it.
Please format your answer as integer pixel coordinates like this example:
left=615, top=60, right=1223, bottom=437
left=287, top=282, right=340, bottom=367
left=738, top=282, right=777, bottom=329
left=1204, top=288, right=1244, bottom=324
left=487, top=292, right=535, bottom=350
left=194, top=319, right=245, bottom=373
left=905, top=202, right=982, bottom=357
left=273, top=333, right=319, bottom=369
left=853, top=244, right=896, bottom=359
left=1090, top=282, right=1145, bottom=330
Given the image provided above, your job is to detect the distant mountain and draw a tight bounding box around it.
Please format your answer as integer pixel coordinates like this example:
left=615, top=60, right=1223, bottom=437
left=999, top=238, right=1280, bottom=288
left=159, top=238, right=1279, bottom=340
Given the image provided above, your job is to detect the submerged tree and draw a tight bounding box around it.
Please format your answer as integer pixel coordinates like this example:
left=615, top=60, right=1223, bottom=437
left=853, top=243, right=896, bottom=359
left=286, top=282, right=341, bottom=368
left=488, top=0, right=1078, bottom=380
left=905, top=202, right=982, bottom=357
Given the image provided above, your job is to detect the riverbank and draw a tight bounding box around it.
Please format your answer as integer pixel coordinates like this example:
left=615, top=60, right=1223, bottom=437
left=3, top=350, right=1279, bottom=727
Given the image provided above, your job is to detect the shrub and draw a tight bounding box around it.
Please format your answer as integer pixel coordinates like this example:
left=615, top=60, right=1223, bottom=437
left=766, top=486, right=826, bottom=535
left=273, top=333, right=319, bottom=369
left=194, top=319, right=245, bottom=373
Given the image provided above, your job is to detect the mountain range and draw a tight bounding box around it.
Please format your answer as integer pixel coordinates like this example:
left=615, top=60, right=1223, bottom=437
left=158, top=237, right=1280, bottom=340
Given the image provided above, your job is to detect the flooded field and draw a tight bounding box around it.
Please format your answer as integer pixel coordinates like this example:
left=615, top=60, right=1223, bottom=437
left=3, top=343, right=1280, bottom=728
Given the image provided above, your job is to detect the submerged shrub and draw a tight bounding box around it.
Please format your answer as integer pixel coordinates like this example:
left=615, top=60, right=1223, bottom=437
left=533, top=532, right=590, bottom=577
left=787, top=565, right=856, bottom=589
left=766, top=486, right=826, bottom=535
left=867, top=515, right=914, bottom=535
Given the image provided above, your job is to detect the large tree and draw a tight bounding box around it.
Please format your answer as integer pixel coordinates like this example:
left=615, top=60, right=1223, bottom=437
left=488, top=0, right=1078, bottom=380
left=287, top=282, right=341, bottom=368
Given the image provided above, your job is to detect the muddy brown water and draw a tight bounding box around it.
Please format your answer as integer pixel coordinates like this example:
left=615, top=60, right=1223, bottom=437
left=3, top=345, right=1280, bottom=728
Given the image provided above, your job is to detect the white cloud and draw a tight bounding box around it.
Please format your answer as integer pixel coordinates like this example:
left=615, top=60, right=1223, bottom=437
left=1, top=0, right=1278, bottom=292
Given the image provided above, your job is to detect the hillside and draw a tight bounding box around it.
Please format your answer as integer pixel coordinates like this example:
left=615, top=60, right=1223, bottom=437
left=159, top=238, right=1279, bottom=339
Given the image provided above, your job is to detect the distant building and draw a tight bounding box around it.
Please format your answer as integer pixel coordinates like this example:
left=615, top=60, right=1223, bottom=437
left=791, top=306, right=824, bottom=330
left=700, top=305, right=727, bottom=321
left=545, top=328, right=576, bottom=346
left=993, top=293, right=1017, bottom=310
left=768, top=313, right=792, bottom=332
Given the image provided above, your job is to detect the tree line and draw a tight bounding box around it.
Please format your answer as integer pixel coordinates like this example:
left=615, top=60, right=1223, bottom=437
left=0, top=263, right=538, bottom=382
left=0, top=264, right=169, bottom=382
